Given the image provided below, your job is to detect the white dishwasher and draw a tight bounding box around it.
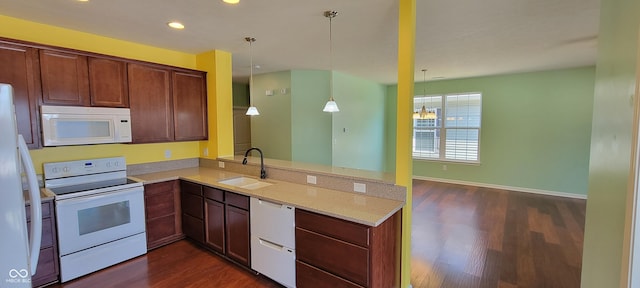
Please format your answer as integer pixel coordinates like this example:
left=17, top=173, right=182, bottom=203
left=250, top=197, right=296, bottom=288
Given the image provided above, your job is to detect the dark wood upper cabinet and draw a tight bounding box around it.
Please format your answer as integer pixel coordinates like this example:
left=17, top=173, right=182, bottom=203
left=39, top=49, right=90, bottom=106
left=0, top=41, right=41, bottom=149
left=128, top=63, right=174, bottom=143
left=172, top=70, right=208, bottom=141
left=88, top=57, right=129, bottom=107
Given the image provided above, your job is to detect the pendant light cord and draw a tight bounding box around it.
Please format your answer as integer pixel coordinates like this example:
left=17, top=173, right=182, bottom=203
left=245, top=37, right=256, bottom=107
left=249, top=38, right=254, bottom=107
left=329, top=14, right=334, bottom=101
left=325, top=11, right=337, bottom=102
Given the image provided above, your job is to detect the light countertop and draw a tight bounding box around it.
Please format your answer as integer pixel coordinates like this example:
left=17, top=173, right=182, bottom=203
left=129, top=167, right=404, bottom=227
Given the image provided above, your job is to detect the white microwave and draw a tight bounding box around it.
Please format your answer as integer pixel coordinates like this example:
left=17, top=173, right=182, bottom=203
left=41, top=105, right=132, bottom=146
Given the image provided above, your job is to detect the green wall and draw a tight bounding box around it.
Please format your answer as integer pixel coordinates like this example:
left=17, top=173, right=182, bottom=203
left=332, top=72, right=387, bottom=171
left=251, top=71, right=292, bottom=160
left=386, top=66, right=595, bottom=196
left=250, top=69, right=387, bottom=171
left=581, top=0, right=640, bottom=286
left=232, top=82, right=249, bottom=107
left=291, top=70, right=332, bottom=166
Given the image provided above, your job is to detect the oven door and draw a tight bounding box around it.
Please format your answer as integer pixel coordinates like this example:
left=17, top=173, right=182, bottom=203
left=55, top=186, right=145, bottom=256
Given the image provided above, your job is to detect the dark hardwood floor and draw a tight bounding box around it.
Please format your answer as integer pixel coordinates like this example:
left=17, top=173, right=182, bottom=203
left=411, top=180, right=586, bottom=288
left=49, top=240, right=282, bottom=288
left=47, top=180, right=586, bottom=288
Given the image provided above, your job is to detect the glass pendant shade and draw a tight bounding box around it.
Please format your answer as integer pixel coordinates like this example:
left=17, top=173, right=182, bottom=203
left=246, top=106, right=259, bottom=115
left=323, top=99, right=340, bottom=112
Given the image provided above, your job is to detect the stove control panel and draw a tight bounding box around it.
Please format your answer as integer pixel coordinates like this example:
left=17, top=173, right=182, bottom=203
left=44, top=156, right=126, bottom=180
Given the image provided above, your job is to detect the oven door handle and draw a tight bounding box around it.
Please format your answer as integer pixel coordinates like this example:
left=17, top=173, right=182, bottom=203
left=55, top=187, right=141, bottom=207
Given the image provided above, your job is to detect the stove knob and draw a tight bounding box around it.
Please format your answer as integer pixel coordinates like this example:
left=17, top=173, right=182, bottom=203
left=114, top=161, right=119, bottom=167
left=106, top=162, right=111, bottom=168
left=63, top=167, right=70, bottom=173
left=52, top=167, right=59, bottom=173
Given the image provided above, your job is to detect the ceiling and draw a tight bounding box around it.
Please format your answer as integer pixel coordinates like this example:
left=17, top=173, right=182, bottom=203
left=0, top=0, right=600, bottom=85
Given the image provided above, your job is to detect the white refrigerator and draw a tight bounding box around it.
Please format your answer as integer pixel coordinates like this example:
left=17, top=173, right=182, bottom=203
left=0, top=83, right=42, bottom=287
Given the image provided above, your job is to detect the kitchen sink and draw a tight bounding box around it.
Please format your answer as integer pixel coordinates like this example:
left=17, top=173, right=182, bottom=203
left=218, top=176, right=273, bottom=190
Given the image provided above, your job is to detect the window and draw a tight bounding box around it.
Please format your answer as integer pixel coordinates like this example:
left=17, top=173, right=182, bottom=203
left=413, top=92, right=481, bottom=162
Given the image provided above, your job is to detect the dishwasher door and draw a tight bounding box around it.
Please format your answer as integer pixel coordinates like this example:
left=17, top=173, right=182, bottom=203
left=250, top=197, right=295, bottom=248
left=251, top=236, right=296, bottom=288
left=250, top=197, right=296, bottom=288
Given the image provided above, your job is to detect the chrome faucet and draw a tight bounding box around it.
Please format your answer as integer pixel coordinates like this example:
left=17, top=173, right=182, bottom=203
left=243, top=147, right=266, bottom=179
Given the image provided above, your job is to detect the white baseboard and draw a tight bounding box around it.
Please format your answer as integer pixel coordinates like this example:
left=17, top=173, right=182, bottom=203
left=412, top=176, right=587, bottom=200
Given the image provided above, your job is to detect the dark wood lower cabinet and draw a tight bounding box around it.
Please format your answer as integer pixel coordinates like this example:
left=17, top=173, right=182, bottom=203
left=26, top=198, right=59, bottom=287
left=205, top=198, right=225, bottom=254
left=295, top=209, right=401, bottom=288
left=181, top=181, right=205, bottom=244
left=225, top=204, right=250, bottom=267
left=144, top=180, right=183, bottom=250
left=181, top=181, right=251, bottom=269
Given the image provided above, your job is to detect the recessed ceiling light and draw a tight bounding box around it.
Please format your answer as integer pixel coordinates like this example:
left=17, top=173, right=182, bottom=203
left=77, top=0, right=89, bottom=2
left=223, top=0, right=239, bottom=4
left=167, top=22, right=185, bottom=29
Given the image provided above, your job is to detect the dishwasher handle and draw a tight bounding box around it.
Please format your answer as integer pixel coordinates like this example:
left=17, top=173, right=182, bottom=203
left=257, top=198, right=294, bottom=210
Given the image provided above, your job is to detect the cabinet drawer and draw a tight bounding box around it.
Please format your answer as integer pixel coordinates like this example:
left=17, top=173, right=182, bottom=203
left=250, top=197, right=295, bottom=248
left=296, top=209, right=369, bottom=247
left=181, top=181, right=203, bottom=196
left=181, top=192, right=203, bottom=219
left=226, top=192, right=249, bottom=210
left=297, top=260, right=363, bottom=288
left=296, top=228, right=369, bottom=287
left=203, top=186, right=224, bottom=202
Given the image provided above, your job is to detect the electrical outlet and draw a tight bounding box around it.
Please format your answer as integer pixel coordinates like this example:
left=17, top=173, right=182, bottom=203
left=354, top=183, right=366, bottom=193
left=164, top=149, right=171, bottom=159
left=203, top=148, right=208, bottom=156
left=442, top=164, right=447, bottom=171
left=307, top=175, right=317, bottom=184
left=218, top=161, right=225, bottom=168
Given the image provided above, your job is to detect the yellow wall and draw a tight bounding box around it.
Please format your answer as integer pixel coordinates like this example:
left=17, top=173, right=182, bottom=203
left=0, top=14, right=231, bottom=173
left=197, top=51, right=234, bottom=159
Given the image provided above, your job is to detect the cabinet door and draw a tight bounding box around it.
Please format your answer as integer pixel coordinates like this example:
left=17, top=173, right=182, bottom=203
left=144, top=180, right=182, bottom=250
left=172, top=70, right=207, bottom=141
left=40, top=49, right=90, bottom=106
left=0, top=42, right=41, bottom=148
left=205, top=198, right=225, bottom=254
left=88, top=57, right=129, bottom=107
left=226, top=205, right=250, bottom=267
left=128, top=63, right=173, bottom=143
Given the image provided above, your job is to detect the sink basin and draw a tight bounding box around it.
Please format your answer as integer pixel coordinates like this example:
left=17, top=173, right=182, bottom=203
left=218, top=176, right=273, bottom=190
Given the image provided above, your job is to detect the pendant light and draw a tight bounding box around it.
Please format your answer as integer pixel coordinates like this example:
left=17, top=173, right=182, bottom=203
left=415, top=69, right=437, bottom=120
left=322, top=10, right=339, bottom=113
left=245, top=37, right=259, bottom=116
